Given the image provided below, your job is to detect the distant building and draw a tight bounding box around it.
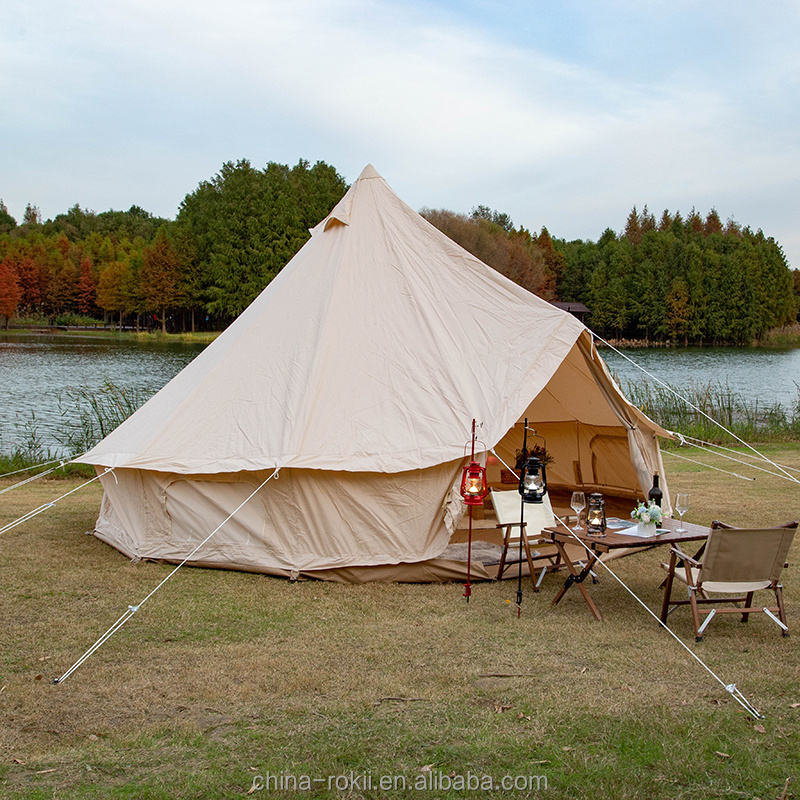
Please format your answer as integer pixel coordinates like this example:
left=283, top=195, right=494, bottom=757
left=550, top=301, right=591, bottom=324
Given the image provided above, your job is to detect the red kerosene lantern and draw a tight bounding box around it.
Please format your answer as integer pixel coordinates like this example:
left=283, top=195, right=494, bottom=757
left=460, top=460, right=488, bottom=506
left=460, top=419, right=488, bottom=602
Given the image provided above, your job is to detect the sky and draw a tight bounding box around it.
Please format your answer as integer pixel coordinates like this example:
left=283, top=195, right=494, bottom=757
left=3, top=0, right=800, bottom=267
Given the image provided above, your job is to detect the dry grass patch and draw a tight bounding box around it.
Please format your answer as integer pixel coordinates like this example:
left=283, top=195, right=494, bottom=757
left=1, top=445, right=799, bottom=798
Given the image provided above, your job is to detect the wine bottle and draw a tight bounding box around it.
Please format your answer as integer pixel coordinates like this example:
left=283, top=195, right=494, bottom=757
left=648, top=472, right=663, bottom=507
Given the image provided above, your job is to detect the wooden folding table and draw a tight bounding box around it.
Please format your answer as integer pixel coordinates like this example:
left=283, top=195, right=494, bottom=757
left=543, top=518, right=709, bottom=621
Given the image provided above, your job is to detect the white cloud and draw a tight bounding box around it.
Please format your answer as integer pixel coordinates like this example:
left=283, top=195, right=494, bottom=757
left=2, top=0, right=798, bottom=266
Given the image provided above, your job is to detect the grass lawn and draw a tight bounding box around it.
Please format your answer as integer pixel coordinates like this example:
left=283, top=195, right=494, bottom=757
left=1, top=445, right=798, bottom=799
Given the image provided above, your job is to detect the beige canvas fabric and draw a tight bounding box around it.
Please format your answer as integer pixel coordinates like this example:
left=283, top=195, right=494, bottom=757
left=79, top=165, right=670, bottom=581
left=490, top=489, right=555, bottom=540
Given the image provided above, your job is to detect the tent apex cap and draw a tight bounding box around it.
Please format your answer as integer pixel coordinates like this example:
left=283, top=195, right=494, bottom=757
left=357, top=164, right=382, bottom=180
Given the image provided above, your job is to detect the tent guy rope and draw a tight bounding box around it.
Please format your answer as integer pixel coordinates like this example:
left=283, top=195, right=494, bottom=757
left=549, top=510, right=764, bottom=720
left=680, top=433, right=800, bottom=474
left=0, top=467, right=110, bottom=537
left=488, top=447, right=762, bottom=719
left=675, top=433, right=800, bottom=481
left=0, top=461, right=68, bottom=496
left=593, top=333, right=799, bottom=486
left=661, top=449, right=756, bottom=481
left=0, top=457, right=67, bottom=482
left=53, top=467, right=280, bottom=684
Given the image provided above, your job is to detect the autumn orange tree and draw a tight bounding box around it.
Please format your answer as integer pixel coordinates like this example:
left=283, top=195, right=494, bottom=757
left=0, top=260, right=22, bottom=329
left=420, top=207, right=556, bottom=298
left=139, top=227, right=183, bottom=333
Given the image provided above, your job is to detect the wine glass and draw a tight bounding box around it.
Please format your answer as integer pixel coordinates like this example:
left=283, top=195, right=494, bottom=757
left=570, top=492, right=586, bottom=532
left=675, top=493, right=689, bottom=532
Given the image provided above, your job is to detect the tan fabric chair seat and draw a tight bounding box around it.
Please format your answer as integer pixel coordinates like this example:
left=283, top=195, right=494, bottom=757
left=660, top=562, right=772, bottom=594
left=660, top=520, right=796, bottom=641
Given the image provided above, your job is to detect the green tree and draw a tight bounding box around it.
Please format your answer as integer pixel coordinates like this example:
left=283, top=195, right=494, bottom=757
left=471, top=205, right=514, bottom=232
left=0, top=199, right=16, bottom=233
left=178, top=158, right=347, bottom=318
left=140, top=227, right=183, bottom=332
left=23, top=203, right=41, bottom=226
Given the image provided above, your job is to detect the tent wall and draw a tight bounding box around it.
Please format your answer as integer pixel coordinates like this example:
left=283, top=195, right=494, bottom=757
left=95, top=460, right=464, bottom=574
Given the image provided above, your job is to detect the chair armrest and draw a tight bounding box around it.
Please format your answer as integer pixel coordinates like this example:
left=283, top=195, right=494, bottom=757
left=669, top=546, right=701, bottom=567
left=496, top=522, right=526, bottom=531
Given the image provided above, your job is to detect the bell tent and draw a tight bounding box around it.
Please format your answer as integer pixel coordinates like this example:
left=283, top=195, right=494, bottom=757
left=77, top=165, right=670, bottom=582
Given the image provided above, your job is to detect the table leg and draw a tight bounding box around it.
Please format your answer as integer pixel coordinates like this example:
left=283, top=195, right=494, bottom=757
left=660, top=550, right=677, bottom=624
left=550, top=539, right=603, bottom=622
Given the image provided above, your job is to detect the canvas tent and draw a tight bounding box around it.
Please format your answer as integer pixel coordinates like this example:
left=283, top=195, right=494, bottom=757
left=77, top=165, right=670, bottom=582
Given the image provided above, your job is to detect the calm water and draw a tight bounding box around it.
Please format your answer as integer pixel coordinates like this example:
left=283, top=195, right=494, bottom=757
left=1, top=334, right=799, bottom=453
left=0, top=334, right=207, bottom=454
left=602, top=346, right=800, bottom=410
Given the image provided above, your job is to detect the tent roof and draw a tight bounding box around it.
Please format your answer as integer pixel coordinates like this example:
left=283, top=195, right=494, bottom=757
left=79, top=165, right=586, bottom=474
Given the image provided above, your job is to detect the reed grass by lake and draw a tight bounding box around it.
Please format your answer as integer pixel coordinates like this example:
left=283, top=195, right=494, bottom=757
left=621, top=379, right=800, bottom=445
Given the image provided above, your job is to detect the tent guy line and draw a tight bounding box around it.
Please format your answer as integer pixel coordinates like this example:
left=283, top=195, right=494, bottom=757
left=488, top=447, right=763, bottom=719
left=661, top=449, right=757, bottom=481
left=54, top=467, right=280, bottom=684
left=677, top=433, right=800, bottom=479
left=0, top=457, right=68, bottom=482
left=549, top=508, right=764, bottom=720
left=0, top=461, right=69, bottom=496
left=594, top=333, right=799, bottom=485
left=0, top=467, right=111, bottom=537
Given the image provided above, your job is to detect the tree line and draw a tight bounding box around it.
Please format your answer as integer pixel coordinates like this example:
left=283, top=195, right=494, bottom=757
left=0, top=159, right=348, bottom=331
left=421, top=204, right=799, bottom=344
left=556, top=206, right=798, bottom=344
left=1, top=163, right=798, bottom=343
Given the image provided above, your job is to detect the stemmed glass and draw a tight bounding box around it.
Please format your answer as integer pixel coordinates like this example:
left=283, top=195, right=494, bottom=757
left=570, top=492, right=586, bottom=532
left=675, top=493, right=689, bottom=532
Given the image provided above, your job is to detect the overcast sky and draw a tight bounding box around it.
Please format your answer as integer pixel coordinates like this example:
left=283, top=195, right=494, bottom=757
left=3, top=0, right=799, bottom=267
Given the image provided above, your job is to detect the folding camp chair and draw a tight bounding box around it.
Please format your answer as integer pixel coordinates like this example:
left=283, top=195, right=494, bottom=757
left=660, top=520, right=797, bottom=641
left=491, top=489, right=588, bottom=591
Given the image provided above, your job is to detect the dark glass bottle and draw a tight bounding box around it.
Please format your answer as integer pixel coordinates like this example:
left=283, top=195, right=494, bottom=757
left=648, top=473, right=663, bottom=507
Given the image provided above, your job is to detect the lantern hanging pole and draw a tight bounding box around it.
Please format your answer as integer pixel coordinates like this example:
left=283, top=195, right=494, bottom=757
left=516, top=419, right=528, bottom=616
left=465, top=419, right=477, bottom=601
left=459, top=420, right=488, bottom=603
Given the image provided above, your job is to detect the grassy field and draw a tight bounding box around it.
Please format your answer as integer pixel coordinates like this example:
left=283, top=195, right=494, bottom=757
left=1, top=445, right=799, bottom=799
left=3, top=327, right=220, bottom=345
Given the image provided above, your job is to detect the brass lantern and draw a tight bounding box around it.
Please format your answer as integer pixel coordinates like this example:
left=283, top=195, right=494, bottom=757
left=518, top=454, right=547, bottom=504
left=586, top=493, right=607, bottom=535
left=460, top=460, right=488, bottom=506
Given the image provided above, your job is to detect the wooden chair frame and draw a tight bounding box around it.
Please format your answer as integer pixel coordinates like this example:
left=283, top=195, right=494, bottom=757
left=660, top=520, right=797, bottom=641
left=491, top=490, right=582, bottom=591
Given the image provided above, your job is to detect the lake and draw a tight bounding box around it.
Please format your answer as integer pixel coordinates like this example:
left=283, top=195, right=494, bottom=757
left=1, top=333, right=798, bottom=454
left=602, top=345, right=800, bottom=409
left=1, top=334, right=207, bottom=455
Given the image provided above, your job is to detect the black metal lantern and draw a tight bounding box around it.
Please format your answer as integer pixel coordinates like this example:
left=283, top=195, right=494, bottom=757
left=586, top=493, right=607, bottom=535
left=518, top=453, right=547, bottom=504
